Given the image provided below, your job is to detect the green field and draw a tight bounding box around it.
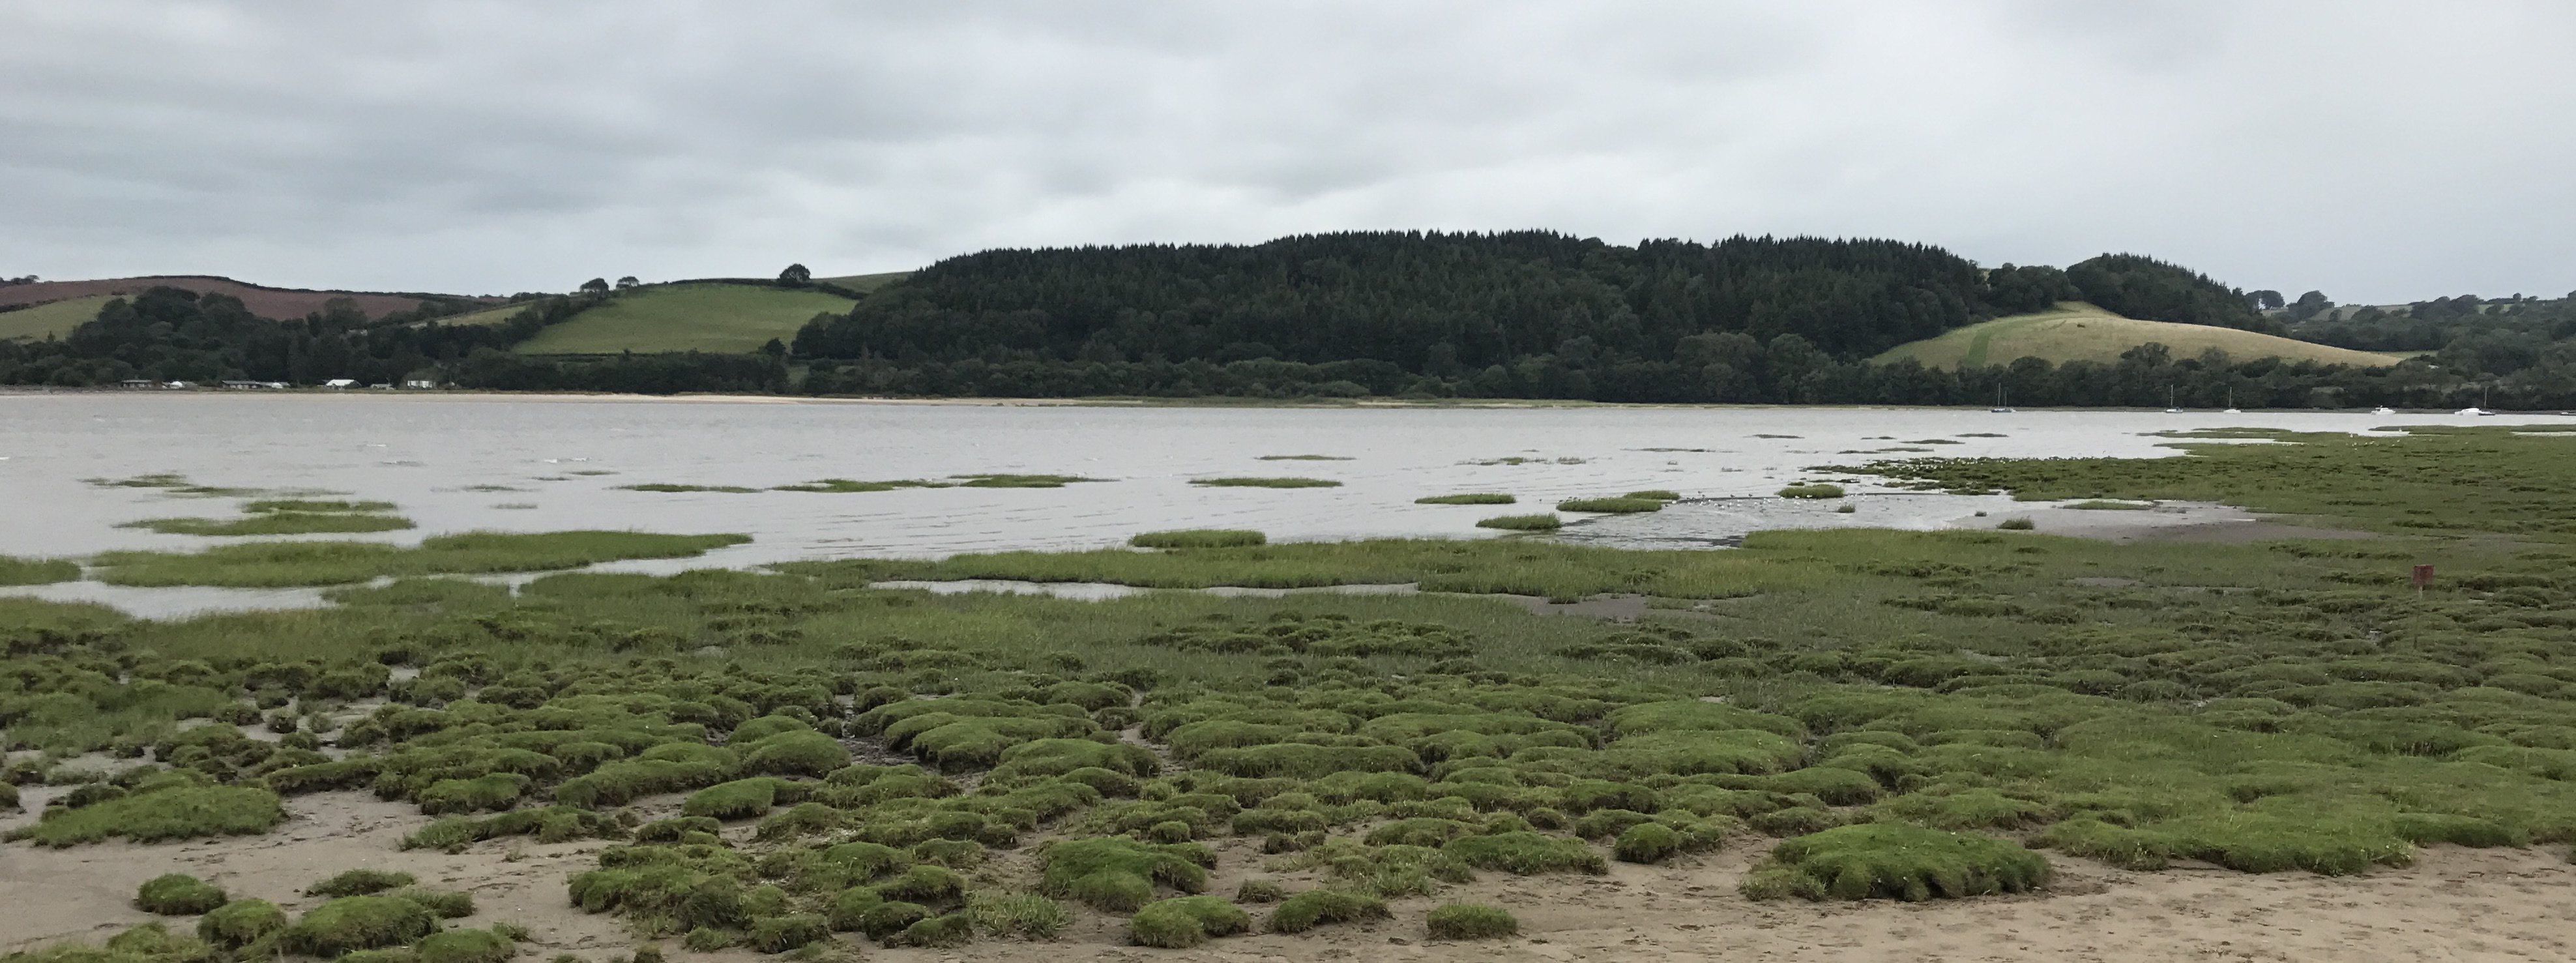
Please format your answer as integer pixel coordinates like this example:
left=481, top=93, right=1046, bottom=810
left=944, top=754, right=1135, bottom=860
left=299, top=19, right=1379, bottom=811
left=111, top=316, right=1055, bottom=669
left=0, top=295, right=113, bottom=341
left=511, top=284, right=856, bottom=355
left=1874, top=302, right=2403, bottom=369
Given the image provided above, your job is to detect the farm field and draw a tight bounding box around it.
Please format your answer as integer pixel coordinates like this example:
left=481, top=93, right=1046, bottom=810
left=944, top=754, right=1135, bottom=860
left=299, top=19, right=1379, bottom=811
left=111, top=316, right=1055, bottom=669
left=4, top=425, right=2575, bottom=961
left=509, top=284, right=856, bottom=355
left=0, top=295, right=115, bottom=342
left=1875, top=301, right=2405, bottom=369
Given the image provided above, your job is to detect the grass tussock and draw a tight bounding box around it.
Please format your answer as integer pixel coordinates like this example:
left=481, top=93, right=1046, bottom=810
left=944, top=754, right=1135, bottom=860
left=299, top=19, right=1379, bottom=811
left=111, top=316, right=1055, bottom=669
left=1474, top=514, right=1560, bottom=531
left=1624, top=490, right=1682, bottom=501
left=1416, top=493, right=1515, bottom=505
left=1130, top=529, right=1268, bottom=549
left=1741, top=823, right=2049, bottom=902
left=136, top=874, right=229, bottom=915
left=1778, top=483, right=1847, bottom=499
left=1192, top=477, right=1343, bottom=489
left=618, top=484, right=761, bottom=494
left=1424, top=902, right=1517, bottom=940
left=6, top=783, right=284, bottom=847
left=1128, top=895, right=1251, bottom=948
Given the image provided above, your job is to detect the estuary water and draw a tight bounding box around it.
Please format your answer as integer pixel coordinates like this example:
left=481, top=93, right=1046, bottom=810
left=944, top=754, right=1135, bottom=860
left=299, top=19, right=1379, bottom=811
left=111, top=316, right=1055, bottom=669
left=0, top=393, right=2558, bottom=614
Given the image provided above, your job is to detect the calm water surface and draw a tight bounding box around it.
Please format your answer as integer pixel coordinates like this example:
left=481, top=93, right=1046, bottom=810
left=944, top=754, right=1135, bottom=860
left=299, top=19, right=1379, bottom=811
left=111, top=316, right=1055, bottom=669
left=0, top=394, right=2556, bottom=611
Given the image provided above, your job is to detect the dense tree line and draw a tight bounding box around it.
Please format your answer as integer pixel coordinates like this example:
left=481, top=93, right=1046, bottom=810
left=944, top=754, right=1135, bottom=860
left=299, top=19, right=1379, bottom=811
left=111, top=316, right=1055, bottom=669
left=12, top=235, right=2575, bottom=407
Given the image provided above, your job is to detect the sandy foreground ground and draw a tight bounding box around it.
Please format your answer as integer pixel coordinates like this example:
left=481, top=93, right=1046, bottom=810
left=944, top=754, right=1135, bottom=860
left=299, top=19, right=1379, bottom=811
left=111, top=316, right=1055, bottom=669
left=4, top=791, right=2571, bottom=963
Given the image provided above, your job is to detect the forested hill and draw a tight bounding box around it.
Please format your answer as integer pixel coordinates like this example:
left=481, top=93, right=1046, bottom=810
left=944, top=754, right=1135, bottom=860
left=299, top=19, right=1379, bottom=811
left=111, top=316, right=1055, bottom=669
left=795, top=231, right=2002, bottom=368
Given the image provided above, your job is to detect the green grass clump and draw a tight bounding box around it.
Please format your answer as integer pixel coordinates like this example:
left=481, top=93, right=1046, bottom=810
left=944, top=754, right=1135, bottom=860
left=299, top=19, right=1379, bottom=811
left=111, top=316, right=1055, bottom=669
left=415, top=928, right=515, bottom=963
left=1555, top=497, right=1665, bottom=513
left=1416, top=493, right=1515, bottom=505
left=683, top=778, right=789, bottom=820
left=1128, top=895, right=1251, bottom=948
left=1740, top=823, right=2050, bottom=902
left=1474, top=514, right=1560, bottom=531
left=2064, top=499, right=2153, bottom=510
left=388, top=888, right=476, bottom=919
left=1130, top=529, right=1267, bottom=549
left=120, top=512, right=415, bottom=536
left=1424, top=902, right=1518, bottom=940
left=1441, top=832, right=1606, bottom=875
left=136, top=874, right=228, bottom=915
left=91, top=531, right=752, bottom=587
left=198, top=899, right=289, bottom=948
left=1997, top=518, right=2035, bottom=530
left=617, top=483, right=761, bottom=494
left=246, top=499, right=396, bottom=514
left=1038, top=837, right=1210, bottom=911
left=0, top=556, right=80, bottom=585
left=892, top=913, right=975, bottom=948
left=1266, top=889, right=1389, bottom=934
left=963, top=891, right=1070, bottom=940
left=308, top=871, right=420, bottom=898
left=1777, top=483, right=1846, bottom=499
left=5, top=785, right=283, bottom=846
left=1191, top=477, right=1342, bottom=488
left=281, top=896, right=437, bottom=956
left=1624, top=490, right=1682, bottom=501
left=740, top=730, right=851, bottom=777
left=100, top=923, right=213, bottom=962
left=747, top=914, right=831, bottom=953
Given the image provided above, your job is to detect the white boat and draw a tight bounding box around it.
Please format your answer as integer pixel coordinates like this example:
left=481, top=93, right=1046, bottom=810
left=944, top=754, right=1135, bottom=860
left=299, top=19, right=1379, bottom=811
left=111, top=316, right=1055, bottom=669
left=2456, top=407, right=2489, bottom=417
left=1989, top=385, right=2012, bottom=413
left=2164, top=387, right=2182, bottom=413
left=2371, top=406, right=2397, bottom=415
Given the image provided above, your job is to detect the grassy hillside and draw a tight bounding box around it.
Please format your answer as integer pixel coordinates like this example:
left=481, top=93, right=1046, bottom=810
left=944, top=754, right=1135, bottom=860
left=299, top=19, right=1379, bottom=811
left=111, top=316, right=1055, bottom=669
left=1873, top=302, right=2403, bottom=369
left=817, top=271, right=910, bottom=292
left=510, top=284, right=855, bottom=355
left=0, top=295, right=113, bottom=341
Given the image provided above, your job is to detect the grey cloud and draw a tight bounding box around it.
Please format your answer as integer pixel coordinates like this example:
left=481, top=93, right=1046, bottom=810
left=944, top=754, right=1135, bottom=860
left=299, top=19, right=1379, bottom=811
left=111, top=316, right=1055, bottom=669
left=0, top=0, right=2569, bottom=302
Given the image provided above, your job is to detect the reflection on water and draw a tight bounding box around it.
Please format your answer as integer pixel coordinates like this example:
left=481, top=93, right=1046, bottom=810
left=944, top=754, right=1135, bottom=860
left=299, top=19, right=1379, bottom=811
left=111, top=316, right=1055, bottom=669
left=2, top=394, right=2558, bottom=617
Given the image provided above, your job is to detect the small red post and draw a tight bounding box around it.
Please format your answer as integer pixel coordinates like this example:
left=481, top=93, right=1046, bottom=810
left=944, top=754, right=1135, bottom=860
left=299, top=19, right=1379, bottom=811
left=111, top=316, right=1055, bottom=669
left=2411, top=564, right=2433, bottom=597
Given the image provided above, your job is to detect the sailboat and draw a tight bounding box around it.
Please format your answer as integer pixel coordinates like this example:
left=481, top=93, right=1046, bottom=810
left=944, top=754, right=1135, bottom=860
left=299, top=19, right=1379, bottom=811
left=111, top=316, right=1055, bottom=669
left=2223, top=389, right=2242, bottom=415
left=2371, top=405, right=2397, bottom=415
left=1989, top=385, right=2013, bottom=413
left=2164, top=387, right=2182, bottom=414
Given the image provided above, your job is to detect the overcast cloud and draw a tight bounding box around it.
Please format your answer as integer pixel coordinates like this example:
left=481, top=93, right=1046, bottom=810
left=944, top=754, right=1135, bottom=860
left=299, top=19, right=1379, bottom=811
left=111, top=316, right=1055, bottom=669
left=2, top=1, right=2570, bottom=302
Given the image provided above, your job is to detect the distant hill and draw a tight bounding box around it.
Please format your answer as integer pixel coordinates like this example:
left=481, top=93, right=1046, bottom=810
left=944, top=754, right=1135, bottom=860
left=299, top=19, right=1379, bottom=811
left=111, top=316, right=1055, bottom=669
left=1873, top=302, right=2401, bottom=369
left=0, top=276, right=490, bottom=321
left=510, top=282, right=856, bottom=355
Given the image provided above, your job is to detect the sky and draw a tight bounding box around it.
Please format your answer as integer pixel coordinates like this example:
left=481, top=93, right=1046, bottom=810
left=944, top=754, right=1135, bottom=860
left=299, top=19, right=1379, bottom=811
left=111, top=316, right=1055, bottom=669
left=3, top=1, right=2571, bottom=303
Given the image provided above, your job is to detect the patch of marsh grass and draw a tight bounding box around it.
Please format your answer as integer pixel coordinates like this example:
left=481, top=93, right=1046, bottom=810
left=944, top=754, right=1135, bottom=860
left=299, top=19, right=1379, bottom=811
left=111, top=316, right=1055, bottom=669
left=618, top=484, right=761, bottom=494
left=952, top=474, right=1101, bottom=488
left=1777, top=483, right=1846, bottom=499
left=1130, top=530, right=1268, bottom=549
left=1416, top=493, right=1515, bottom=505
left=2064, top=500, right=2154, bottom=511
left=1997, top=518, right=2035, bottom=530
left=0, top=556, right=80, bottom=585
left=1192, top=477, right=1341, bottom=488
left=1474, top=514, right=1560, bottom=531
left=771, top=479, right=946, bottom=493
left=1555, top=497, right=1663, bottom=514
left=120, top=512, right=416, bottom=536
left=1257, top=454, right=1352, bottom=462
left=91, top=530, right=752, bottom=587
left=1624, top=490, right=1682, bottom=501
